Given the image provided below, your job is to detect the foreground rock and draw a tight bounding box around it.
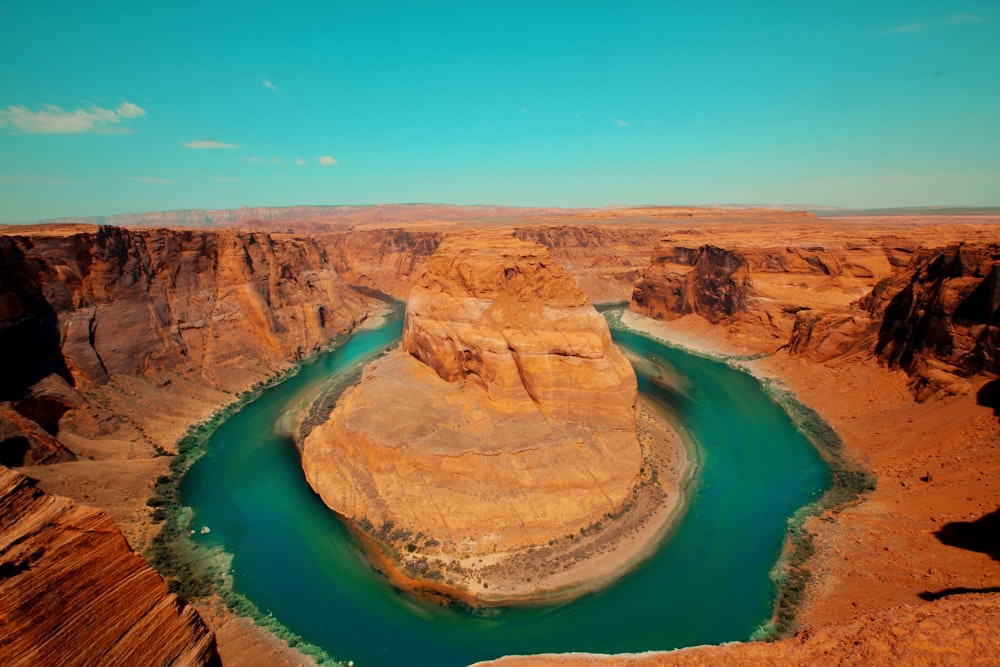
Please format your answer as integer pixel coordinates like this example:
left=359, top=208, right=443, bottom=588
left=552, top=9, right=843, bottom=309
left=0, top=467, right=220, bottom=666
left=474, top=592, right=1000, bottom=666
left=303, top=235, right=651, bottom=603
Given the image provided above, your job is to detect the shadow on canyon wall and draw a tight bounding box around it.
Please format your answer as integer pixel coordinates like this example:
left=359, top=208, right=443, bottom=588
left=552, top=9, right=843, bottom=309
left=0, top=253, right=73, bottom=404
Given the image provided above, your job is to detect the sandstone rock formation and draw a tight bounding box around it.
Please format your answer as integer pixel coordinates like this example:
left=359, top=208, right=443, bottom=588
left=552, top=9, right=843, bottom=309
left=0, top=467, right=220, bottom=666
left=631, top=245, right=752, bottom=324
left=403, top=234, right=637, bottom=428
left=303, top=235, right=644, bottom=602
left=629, top=241, right=896, bottom=353
left=782, top=242, right=1000, bottom=398
left=628, top=238, right=1000, bottom=397
left=0, top=226, right=392, bottom=464
left=870, top=243, right=999, bottom=396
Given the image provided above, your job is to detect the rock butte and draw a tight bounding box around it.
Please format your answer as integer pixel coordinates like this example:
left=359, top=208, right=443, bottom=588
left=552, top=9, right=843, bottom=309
left=303, top=234, right=648, bottom=602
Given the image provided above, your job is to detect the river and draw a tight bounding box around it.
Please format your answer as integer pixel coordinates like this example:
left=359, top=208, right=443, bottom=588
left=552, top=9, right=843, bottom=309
left=180, top=307, right=829, bottom=667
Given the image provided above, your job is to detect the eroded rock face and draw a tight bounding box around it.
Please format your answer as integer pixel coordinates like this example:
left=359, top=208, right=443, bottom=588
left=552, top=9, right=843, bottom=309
left=630, top=245, right=751, bottom=324
left=0, top=468, right=220, bottom=666
left=403, top=234, right=638, bottom=428
left=870, top=244, right=999, bottom=380
left=303, top=235, right=642, bottom=601
left=0, top=226, right=393, bottom=463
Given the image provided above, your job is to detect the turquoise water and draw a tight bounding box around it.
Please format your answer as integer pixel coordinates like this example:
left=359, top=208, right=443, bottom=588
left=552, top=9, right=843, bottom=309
left=180, top=308, right=830, bottom=667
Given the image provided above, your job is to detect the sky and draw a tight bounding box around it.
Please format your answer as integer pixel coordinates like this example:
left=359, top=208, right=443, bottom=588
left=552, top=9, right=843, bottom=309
left=1, top=1, right=998, bottom=223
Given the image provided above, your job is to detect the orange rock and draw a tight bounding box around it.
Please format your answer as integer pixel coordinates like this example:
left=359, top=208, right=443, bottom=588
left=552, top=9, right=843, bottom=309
left=0, top=467, right=220, bottom=666
left=303, top=234, right=642, bottom=602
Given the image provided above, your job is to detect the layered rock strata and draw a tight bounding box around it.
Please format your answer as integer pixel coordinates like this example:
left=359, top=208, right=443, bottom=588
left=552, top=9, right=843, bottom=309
left=630, top=240, right=999, bottom=398
left=0, top=226, right=396, bottom=464
left=303, top=235, right=644, bottom=602
left=0, top=468, right=220, bottom=666
left=630, top=241, right=895, bottom=349
left=786, top=243, right=1000, bottom=397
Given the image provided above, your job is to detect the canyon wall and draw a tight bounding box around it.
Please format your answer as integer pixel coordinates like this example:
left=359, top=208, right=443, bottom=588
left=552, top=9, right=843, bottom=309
left=0, top=225, right=443, bottom=466
left=0, top=468, right=220, bottom=666
left=629, top=238, right=999, bottom=396
left=784, top=243, right=1000, bottom=397
left=630, top=240, right=896, bottom=350
left=514, top=225, right=667, bottom=303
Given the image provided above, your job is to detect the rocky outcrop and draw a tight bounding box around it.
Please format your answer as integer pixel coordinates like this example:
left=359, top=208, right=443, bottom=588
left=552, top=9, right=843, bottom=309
left=629, top=241, right=900, bottom=352
left=783, top=243, right=1000, bottom=397
left=0, top=403, right=74, bottom=467
left=630, top=238, right=999, bottom=398
left=0, top=467, right=220, bottom=666
left=402, top=234, right=637, bottom=427
left=303, top=234, right=643, bottom=602
left=870, top=244, right=999, bottom=387
left=630, top=245, right=751, bottom=324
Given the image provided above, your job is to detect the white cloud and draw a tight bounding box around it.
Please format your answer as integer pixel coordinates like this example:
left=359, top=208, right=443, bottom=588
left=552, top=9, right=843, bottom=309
left=127, top=176, right=174, bottom=184
left=612, top=119, right=630, bottom=127
left=117, top=102, right=146, bottom=118
left=0, top=102, right=147, bottom=134
left=891, top=22, right=929, bottom=33
left=318, top=156, right=337, bottom=166
left=183, top=140, right=240, bottom=149
left=949, top=14, right=985, bottom=25
left=295, top=157, right=306, bottom=166
left=262, top=79, right=278, bottom=92
left=236, top=156, right=282, bottom=163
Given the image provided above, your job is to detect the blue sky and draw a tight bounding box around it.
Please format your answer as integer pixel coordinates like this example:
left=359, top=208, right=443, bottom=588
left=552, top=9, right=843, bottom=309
left=1, top=1, right=998, bottom=223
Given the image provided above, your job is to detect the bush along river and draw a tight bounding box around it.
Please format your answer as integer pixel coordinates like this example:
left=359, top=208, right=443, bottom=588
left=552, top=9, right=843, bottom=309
left=167, top=306, right=834, bottom=667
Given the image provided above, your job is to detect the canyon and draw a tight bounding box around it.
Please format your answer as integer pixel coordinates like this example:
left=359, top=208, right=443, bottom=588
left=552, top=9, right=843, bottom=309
left=0, top=205, right=998, bottom=665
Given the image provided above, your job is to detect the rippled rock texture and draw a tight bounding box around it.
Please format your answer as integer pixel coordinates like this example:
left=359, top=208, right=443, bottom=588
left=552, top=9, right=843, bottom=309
left=0, top=468, right=220, bottom=666
left=303, top=234, right=642, bottom=601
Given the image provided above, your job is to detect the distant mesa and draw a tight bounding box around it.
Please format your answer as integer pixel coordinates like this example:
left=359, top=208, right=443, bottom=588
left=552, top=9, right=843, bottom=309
left=302, top=234, right=648, bottom=603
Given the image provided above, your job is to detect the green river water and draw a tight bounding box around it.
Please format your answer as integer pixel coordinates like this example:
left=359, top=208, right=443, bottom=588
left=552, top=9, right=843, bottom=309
left=180, top=307, right=830, bottom=667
